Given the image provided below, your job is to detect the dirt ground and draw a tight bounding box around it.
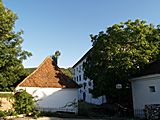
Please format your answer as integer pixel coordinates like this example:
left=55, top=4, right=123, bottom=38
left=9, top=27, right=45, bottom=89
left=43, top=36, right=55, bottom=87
left=4, top=117, right=139, bottom=120
left=5, top=117, right=105, bottom=120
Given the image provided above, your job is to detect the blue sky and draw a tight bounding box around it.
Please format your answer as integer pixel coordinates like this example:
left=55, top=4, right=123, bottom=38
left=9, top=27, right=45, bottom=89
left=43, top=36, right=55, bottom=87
left=2, top=0, right=160, bottom=68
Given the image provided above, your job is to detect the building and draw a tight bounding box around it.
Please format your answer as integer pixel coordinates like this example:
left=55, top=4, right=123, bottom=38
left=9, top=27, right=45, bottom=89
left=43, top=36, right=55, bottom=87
left=16, top=56, right=79, bottom=113
left=73, top=49, right=106, bottom=105
left=130, top=60, right=160, bottom=117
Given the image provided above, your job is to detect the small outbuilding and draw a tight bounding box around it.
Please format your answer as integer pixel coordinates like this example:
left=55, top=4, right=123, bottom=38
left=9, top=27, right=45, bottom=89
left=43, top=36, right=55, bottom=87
left=16, top=56, right=79, bottom=113
left=130, top=61, right=160, bottom=117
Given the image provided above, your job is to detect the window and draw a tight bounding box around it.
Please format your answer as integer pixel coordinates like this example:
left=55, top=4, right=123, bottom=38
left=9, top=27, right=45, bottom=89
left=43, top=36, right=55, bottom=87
left=77, top=76, right=78, bottom=82
left=149, top=86, right=156, bottom=92
left=88, top=81, right=91, bottom=86
left=83, top=83, right=86, bottom=89
left=80, top=89, right=82, bottom=93
left=79, top=65, right=82, bottom=73
left=79, top=75, right=81, bottom=81
left=88, top=88, right=92, bottom=93
left=83, top=92, right=86, bottom=101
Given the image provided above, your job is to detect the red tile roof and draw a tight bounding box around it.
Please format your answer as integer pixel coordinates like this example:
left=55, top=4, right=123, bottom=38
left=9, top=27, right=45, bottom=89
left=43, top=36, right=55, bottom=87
left=17, top=56, right=78, bottom=88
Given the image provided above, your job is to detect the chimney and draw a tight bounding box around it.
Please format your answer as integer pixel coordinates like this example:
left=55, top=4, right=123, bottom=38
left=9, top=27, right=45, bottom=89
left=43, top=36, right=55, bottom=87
left=52, top=56, right=58, bottom=65
left=52, top=51, right=61, bottom=65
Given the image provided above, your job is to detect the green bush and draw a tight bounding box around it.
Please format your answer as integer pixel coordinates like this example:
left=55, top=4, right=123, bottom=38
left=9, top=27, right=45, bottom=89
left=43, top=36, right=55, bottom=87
left=6, top=109, right=17, bottom=116
left=0, top=110, right=6, bottom=117
left=0, top=110, right=17, bottom=118
left=13, top=90, right=38, bottom=116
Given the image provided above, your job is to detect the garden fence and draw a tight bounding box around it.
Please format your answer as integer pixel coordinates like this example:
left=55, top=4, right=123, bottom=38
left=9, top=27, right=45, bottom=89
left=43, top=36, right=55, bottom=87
left=36, top=107, right=77, bottom=113
left=134, top=109, right=145, bottom=118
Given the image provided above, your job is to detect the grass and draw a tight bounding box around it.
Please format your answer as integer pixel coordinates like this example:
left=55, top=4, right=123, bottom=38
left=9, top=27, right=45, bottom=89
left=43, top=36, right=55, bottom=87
left=0, top=92, right=13, bottom=98
left=78, top=101, right=105, bottom=117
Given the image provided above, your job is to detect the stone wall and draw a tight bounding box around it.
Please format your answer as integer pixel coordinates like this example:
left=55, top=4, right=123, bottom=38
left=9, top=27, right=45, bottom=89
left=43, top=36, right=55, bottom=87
left=0, top=92, right=13, bottom=111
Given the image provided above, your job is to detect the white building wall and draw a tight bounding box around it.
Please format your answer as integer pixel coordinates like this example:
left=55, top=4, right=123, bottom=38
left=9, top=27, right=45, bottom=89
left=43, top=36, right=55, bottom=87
left=16, top=87, right=78, bottom=113
left=73, top=59, right=106, bottom=105
left=131, top=74, right=160, bottom=117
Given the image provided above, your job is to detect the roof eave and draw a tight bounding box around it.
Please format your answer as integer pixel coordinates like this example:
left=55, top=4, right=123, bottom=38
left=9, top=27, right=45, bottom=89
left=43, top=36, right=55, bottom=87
left=130, top=74, right=160, bottom=82
left=72, top=48, right=92, bottom=68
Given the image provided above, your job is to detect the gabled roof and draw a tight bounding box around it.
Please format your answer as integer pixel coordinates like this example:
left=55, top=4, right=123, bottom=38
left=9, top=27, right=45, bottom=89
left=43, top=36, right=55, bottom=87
left=72, top=48, right=92, bottom=68
left=17, top=56, right=78, bottom=88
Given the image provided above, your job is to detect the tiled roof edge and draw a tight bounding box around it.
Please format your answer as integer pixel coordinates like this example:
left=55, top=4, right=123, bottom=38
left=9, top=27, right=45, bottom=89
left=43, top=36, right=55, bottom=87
left=16, top=56, right=52, bottom=87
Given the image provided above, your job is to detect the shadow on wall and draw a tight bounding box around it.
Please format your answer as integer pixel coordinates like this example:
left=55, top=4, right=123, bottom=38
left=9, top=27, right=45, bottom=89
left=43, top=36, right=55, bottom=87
left=52, top=60, right=78, bottom=88
left=36, top=88, right=78, bottom=113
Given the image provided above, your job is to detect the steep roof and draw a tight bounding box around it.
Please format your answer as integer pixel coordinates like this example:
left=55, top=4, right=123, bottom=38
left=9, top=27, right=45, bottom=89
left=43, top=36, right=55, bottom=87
left=73, top=48, right=92, bottom=68
left=17, top=56, right=78, bottom=88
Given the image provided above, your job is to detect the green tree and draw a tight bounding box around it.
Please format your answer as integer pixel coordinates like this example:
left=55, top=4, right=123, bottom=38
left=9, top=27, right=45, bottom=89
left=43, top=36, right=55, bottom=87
left=61, top=67, right=73, bottom=79
left=0, top=2, right=32, bottom=91
left=84, top=19, right=160, bottom=107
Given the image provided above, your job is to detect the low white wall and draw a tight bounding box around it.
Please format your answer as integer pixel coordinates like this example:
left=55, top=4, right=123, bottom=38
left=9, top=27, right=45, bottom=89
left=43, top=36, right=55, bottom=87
left=16, top=87, right=78, bottom=113
left=91, top=96, right=106, bottom=105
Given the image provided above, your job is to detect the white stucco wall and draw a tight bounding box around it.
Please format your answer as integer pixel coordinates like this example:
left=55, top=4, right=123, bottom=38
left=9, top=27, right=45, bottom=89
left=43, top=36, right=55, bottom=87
left=73, top=58, right=106, bottom=105
left=16, top=87, right=78, bottom=113
left=131, top=74, right=160, bottom=117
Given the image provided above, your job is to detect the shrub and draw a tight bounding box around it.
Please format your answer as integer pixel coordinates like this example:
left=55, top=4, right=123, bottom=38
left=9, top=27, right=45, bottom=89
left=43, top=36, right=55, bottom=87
left=6, top=109, right=17, bottom=116
left=13, top=90, right=38, bottom=116
left=0, top=110, right=6, bottom=117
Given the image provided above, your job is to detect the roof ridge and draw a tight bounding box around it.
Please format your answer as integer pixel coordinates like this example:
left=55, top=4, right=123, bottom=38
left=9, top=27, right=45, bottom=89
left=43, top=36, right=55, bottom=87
left=17, top=56, right=52, bottom=87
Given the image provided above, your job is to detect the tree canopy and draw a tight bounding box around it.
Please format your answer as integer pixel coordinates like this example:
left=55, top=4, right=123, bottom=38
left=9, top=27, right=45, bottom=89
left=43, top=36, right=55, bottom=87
left=83, top=19, right=160, bottom=105
left=0, top=2, right=32, bottom=91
